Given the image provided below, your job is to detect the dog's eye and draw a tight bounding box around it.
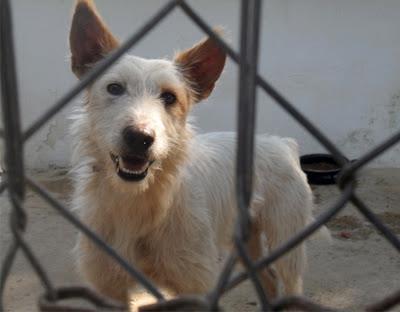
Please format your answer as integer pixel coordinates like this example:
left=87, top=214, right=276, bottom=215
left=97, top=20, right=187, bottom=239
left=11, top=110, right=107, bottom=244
left=107, top=83, right=125, bottom=96
left=160, top=91, right=176, bottom=106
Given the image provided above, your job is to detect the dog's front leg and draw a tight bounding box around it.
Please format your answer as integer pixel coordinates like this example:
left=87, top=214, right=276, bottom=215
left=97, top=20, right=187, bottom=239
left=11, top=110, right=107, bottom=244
left=153, top=242, right=219, bottom=297
left=76, top=236, right=133, bottom=303
left=163, top=257, right=218, bottom=296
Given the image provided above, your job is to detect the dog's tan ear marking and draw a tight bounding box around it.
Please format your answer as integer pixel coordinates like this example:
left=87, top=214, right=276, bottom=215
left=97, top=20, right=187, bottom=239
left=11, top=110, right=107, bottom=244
left=69, top=0, right=119, bottom=78
left=175, top=31, right=226, bottom=102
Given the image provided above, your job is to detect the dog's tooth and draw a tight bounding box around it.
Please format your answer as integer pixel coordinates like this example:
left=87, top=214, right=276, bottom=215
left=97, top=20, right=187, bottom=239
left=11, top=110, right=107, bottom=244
left=119, top=165, right=145, bottom=175
left=117, top=159, right=150, bottom=176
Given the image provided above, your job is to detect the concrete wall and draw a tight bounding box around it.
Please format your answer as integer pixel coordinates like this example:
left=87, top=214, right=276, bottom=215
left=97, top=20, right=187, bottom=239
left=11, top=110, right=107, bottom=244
left=8, top=0, right=400, bottom=169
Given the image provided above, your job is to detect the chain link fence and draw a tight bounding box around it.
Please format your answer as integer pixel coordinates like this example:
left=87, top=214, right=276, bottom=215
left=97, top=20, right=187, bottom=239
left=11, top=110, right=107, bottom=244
left=1, top=0, right=400, bottom=311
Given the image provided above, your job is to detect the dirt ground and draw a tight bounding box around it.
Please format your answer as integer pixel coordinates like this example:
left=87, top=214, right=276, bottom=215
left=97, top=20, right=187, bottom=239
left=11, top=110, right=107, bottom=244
left=1, top=168, right=400, bottom=311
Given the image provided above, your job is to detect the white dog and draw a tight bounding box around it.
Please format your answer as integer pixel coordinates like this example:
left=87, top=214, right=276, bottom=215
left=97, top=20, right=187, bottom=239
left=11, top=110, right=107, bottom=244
left=69, top=0, right=314, bottom=303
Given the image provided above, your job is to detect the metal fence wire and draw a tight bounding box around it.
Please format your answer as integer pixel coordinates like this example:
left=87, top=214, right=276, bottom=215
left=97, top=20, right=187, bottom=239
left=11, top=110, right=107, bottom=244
left=1, top=0, right=400, bottom=311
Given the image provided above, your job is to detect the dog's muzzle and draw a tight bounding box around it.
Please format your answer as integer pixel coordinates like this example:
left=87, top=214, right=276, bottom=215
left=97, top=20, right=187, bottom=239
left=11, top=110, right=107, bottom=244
left=110, top=153, right=154, bottom=182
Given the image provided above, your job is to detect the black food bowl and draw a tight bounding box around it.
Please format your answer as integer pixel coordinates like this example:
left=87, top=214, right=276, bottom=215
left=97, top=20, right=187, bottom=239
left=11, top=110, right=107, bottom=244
left=300, top=154, right=349, bottom=185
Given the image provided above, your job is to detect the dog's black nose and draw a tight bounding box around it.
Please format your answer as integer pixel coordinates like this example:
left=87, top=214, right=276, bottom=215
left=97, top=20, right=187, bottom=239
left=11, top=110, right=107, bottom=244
left=122, top=127, right=155, bottom=154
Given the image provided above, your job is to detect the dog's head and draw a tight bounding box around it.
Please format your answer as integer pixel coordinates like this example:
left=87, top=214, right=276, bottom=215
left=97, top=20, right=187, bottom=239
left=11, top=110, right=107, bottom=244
left=69, top=0, right=226, bottom=187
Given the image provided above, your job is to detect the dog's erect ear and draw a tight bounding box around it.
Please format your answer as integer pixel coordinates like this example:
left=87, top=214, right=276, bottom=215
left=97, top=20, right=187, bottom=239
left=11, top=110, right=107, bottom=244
left=69, top=0, right=119, bottom=78
left=175, top=32, right=226, bottom=102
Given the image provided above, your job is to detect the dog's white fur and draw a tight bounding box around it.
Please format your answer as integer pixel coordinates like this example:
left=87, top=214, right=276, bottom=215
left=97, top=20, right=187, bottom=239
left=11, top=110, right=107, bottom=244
left=70, top=0, right=314, bottom=303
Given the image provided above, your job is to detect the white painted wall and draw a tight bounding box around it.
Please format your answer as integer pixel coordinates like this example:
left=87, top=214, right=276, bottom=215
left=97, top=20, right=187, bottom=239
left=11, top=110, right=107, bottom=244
left=8, top=0, right=400, bottom=169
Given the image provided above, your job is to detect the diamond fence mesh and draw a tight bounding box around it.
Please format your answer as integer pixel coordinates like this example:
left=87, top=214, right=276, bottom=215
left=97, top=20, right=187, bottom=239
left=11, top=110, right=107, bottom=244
left=1, top=0, right=400, bottom=311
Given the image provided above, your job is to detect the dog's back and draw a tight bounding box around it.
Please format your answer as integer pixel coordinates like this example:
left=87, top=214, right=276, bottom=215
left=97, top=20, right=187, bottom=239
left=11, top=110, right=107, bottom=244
left=185, top=132, right=311, bottom=231
left=181, top=132, right=313, bottom=294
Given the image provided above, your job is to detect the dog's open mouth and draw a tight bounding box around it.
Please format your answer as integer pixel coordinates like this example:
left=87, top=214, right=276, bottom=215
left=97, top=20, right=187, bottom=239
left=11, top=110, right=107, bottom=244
left=110, top=153, right=153, bottom=182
